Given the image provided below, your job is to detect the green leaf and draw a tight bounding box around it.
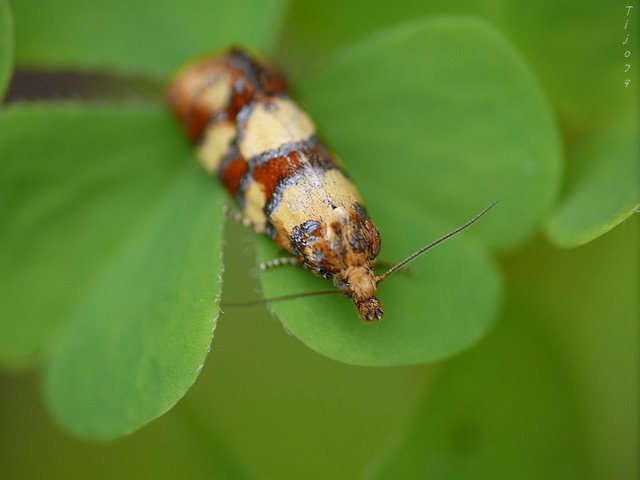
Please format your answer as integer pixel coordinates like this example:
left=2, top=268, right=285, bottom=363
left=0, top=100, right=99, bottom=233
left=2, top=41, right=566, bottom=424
left=369, top=298, right=593, bottom=480
left=505, top=219, right=638, bottom=479
left=258, top=205, right=501, bottom=366
left=498, top=0, right=637, bottom=130
left=297, top=17, right=561, bottom=250
left=278, top=1, right=633, bottom=130
left=44, top=167, right=224, bottom=439
left=275, top=0, right=498, bottom=79
left=0, top=104, right=222, bottom=371
left=546, top=115, right=640, bottom=247
left=0, top=105, right=227, bottom=438
left=255, top=17, right=558, bottom=366
left=0, top=0, right=12, bottom=99
left=12, top=0, right=289, bottom=78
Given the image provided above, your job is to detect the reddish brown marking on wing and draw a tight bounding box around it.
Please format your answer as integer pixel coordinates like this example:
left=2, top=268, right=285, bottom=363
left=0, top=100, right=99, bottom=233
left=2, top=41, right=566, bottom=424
left=256, top=66, right=288, bottom=94
left=273, top=232, right=289, bottom=250
left=252, top=151, right=303, bottom=201
left=254, top=143, right=339, bottom=201
left=186, top=102, right=217, bottom=141
left=226, top=84, right=255, bottom=121
left=220, top=157, right=247, bottom=197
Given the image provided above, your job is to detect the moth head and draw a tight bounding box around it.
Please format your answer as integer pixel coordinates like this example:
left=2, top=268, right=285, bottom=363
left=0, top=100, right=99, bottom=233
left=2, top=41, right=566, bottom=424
left=354, top=296, right=384, bottom=322
left=334, top=265, right=384, bottom=322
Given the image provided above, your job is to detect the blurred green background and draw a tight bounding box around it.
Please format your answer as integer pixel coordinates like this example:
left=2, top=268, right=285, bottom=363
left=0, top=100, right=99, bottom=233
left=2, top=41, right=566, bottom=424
left=1, top=0, right=638, bottom=479
left=1, top=221, right=637, bottom=479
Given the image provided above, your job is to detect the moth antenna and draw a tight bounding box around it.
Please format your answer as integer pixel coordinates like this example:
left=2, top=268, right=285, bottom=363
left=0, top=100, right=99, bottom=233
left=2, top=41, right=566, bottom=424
left=223, top=289, right=343, bottom=308
left=376, top=201, right=498, bottom=284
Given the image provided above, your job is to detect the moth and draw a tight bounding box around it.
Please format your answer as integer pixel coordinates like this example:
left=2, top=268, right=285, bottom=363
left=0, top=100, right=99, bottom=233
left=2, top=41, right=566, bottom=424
left=167, top=47, right=495, bottom=321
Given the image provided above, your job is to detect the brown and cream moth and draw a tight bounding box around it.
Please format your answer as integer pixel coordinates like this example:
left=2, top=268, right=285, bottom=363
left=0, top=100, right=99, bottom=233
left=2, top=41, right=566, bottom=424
left=167, top=47, right=495, bottom=322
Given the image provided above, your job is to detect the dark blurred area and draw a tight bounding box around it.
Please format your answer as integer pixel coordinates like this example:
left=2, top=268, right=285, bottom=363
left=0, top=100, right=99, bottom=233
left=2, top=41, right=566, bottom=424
left=5, top=69, right=162, bottom=103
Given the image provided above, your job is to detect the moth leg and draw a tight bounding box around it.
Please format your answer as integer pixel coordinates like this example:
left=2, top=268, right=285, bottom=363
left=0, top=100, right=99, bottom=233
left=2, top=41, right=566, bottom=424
left=223, top=204, right=262, bottom=233
left=375, top=260, right=416, bottom=277
left=260, top=257, right=300, bottom=271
